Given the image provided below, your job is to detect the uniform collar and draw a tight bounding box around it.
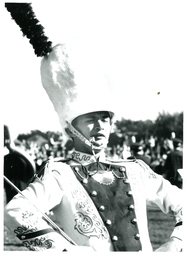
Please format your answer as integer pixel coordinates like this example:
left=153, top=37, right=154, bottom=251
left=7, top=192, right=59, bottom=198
left=71, top=150, right=106, bottom=164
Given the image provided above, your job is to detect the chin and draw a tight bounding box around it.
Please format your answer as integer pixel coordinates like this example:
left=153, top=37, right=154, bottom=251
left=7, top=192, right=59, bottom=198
left=96, top=138, right=107, bottom=145
left=91, top=149, right=103, bottom=156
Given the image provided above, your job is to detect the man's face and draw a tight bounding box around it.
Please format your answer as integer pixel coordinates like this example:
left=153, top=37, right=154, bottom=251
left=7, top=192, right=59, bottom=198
left=72, top=111, right=112, bottom=154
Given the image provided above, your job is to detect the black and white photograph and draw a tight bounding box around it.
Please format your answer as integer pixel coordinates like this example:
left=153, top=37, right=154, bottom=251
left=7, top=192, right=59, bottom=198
left=2, top=0, right=185, bottom=252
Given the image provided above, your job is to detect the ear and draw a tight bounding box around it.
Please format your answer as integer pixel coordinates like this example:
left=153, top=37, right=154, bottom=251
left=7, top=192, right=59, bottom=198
left=109, top=122, right=115, bottom=133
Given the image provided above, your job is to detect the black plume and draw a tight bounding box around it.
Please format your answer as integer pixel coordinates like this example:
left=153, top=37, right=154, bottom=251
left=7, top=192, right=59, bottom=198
left=5, top=3, right=52, bottom=57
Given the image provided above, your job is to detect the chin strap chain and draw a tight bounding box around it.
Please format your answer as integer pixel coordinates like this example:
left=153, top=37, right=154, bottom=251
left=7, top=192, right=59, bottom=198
left=66, top=121, right=107, bottom=153
left=66, top=121, right=92, bottom=147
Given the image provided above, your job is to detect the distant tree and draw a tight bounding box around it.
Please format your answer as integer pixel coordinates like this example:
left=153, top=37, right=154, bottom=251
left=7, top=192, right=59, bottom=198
left=17, top=130, right=63, bottom=148
left=115, top=118, right=154, bottom=141
left=115, top=111, right=183, bottom=142
left=153, top=112, right=183, bottom=140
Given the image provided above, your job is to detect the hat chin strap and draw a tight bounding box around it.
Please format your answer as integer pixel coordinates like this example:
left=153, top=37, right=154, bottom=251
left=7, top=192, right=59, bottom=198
left=66, top=121, right=106, bottom=153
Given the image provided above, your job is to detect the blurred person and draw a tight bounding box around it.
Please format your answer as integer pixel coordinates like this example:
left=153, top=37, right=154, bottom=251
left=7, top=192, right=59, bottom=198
left=148, top=135, right=155, bottom=149
left=128, top=143, right=151, bottom=166
left=121, top=143, right=131, bottom=160
left=163, top=138, right=183, bottom=189
left=143, top=144, right=152, bottom=160
left=152, top=141, right=168, bottom=176
left=4, top=43, right=183, bottom=252
left=131, top=135, right=136, bottom=143
left=107, top=130, right=126, bottom=160
left=4, top=125, right=36, bottom=203
left=4, top=4, right=182, bottom=252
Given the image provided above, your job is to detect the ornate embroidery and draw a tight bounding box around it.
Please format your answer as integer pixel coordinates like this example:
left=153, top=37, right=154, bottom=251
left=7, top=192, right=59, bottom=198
left=14, top=225, right=37, bottom=236
left=77, top=198, right=89, bottom=209
left=22, top=210, right=40, bottom=224
left=74, top=212, right=108, bottom=239
left=22, top=237, right=54, bottom=251
left=14, top=211, right=40, bottom=238
left=136, top=159, right=157, bottom=179
left=22, top=211, right=34, bottom=219
left=72, top=187, right=108, bottom=239
left=75, top=212, right=93, bottom=234
left=72, top=151, right=91, bottom=162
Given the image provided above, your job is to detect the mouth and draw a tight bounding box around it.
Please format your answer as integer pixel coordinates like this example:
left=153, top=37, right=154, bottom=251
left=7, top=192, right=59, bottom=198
left=90, top=134, right=106, bottom=148
left=91, top=133, right=105, bottom=140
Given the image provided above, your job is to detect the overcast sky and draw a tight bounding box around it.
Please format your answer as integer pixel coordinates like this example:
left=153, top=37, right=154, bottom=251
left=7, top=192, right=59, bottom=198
left=1, top=0, right=186, bottom=140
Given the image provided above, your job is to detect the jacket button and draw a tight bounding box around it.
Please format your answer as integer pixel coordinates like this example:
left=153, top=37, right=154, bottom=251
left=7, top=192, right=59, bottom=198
left=74, top=166, right=79, bottom=171
left=131, top=218, right=137, bottom=224
left=123, top=179, right=129, bottom=184
left=127, top=191, right=133, bottom=197
left=21, top=235, right=26, bottom=240
left=91, top=191, right=97, bottom=196
left=112, top=235, right=118, bottom=241
left=99, top=205, right=105, bottom=211
left=135, top=234, right=140, bottom=240
left=82, top=178, right=88, bottom=184
left=105, top=219, right=112, bottom=225
left=128, top=204, right=134, bottom=210
left=120, top=166, right=126, bottom=172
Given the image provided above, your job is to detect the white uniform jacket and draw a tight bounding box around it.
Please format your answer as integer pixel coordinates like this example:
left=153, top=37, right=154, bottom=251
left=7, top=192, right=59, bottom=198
left=4, top=151, right=183, bottom=252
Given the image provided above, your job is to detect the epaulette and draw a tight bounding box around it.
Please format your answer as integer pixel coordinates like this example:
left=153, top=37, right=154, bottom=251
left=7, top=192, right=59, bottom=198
left=34, top=157, right=72, bottom=180
left=105, top=156, right=137, bottom=165
left=135, top=159, right=157, bottom=179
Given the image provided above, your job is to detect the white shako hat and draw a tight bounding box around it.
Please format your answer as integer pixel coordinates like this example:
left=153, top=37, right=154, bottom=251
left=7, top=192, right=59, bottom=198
left=40, top=44, right=115, bottom=147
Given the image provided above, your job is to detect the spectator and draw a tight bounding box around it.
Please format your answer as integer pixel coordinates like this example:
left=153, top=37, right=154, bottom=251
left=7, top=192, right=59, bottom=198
left=128, top=143, right=151, bottom=166
left=163, top=138, right=183, bottom=189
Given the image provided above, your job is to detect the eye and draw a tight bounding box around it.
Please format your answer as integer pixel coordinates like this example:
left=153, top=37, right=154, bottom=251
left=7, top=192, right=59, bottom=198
left=85, top=118, right=94, bottom=123
left=101, top=116, right=110, bottom=122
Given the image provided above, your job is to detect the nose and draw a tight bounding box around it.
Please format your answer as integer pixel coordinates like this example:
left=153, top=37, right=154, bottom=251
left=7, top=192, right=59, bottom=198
left=94, top=119, right=104, bottom=131
left=94, top=127, right=104, bottom=131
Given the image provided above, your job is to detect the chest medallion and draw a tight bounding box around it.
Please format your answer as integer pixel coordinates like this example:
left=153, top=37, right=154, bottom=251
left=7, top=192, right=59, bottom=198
left=90, top=169, right=115, bottom=185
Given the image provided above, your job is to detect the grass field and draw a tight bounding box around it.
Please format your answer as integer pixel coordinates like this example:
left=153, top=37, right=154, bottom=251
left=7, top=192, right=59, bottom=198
left=4, top=206, right=175, bottom=251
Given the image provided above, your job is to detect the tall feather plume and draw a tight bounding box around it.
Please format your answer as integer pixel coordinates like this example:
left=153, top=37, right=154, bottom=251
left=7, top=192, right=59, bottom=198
left=5, top=3, right=52, bottom=57
left=5, top=3, right=115, bottom=134
left=41, top=44, right=77, bottom=130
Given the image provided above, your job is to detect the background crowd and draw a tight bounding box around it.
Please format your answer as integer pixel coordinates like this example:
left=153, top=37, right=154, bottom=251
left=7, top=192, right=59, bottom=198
left=4, top=111, right=183, bottom=204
